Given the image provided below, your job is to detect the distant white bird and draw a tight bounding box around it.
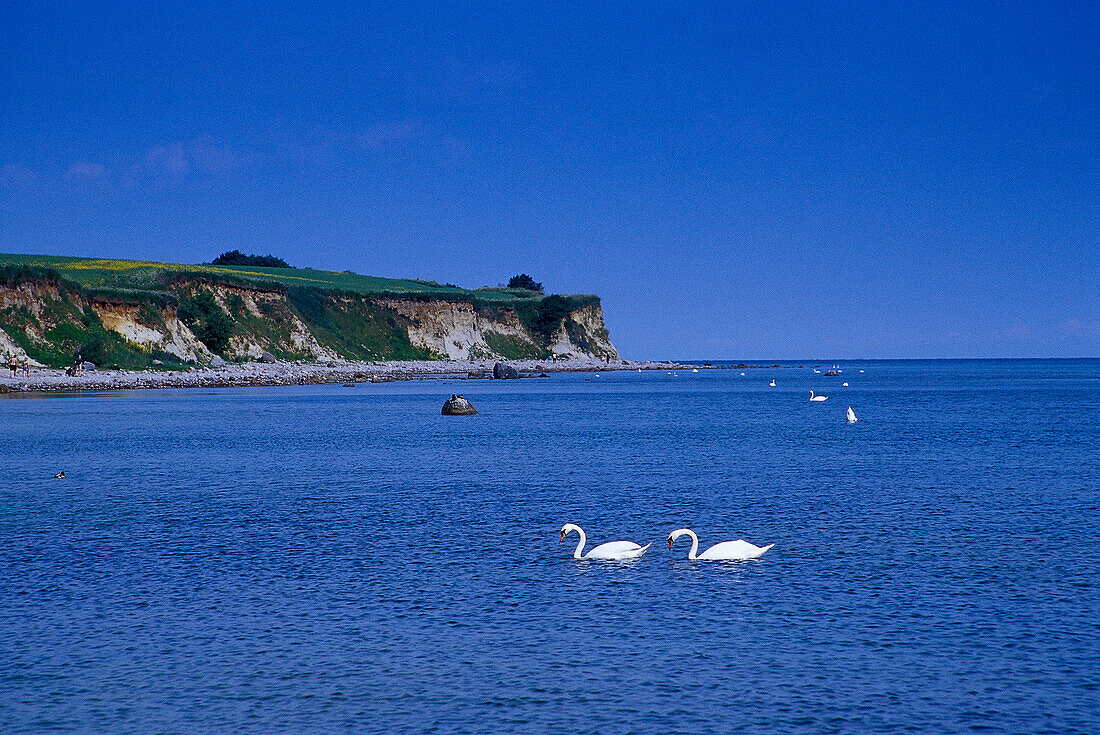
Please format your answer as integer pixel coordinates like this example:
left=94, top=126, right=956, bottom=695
left=668, top=529, right=773, bottom=561
left=846, top=406, right=859, bottom=423
left=769, top=379, right=776, bottom=387
left=692, top=368, right=699, bottom=373
left=813, top=369, right=820, bottom=374
left=809, top=391, right=828, bottom=402
left=560, top=524, right=651, bottom=560
left=842, top=382, right=849, bottom=387
left=740, top=372, right=745, bottom=376
left=859, top=370, right=865, bottom=373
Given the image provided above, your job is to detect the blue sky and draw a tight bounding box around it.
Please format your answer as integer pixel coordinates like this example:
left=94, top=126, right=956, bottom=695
left=2, top=1, right=1096, bottom=359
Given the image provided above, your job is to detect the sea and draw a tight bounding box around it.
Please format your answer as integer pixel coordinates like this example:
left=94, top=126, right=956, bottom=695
left=1, top=359, right=1097, bottom=734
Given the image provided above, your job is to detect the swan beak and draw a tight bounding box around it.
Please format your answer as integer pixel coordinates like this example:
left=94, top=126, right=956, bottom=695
left=559, top=532, right=565, bottom=542
left=667, top=538, right=674, bottom=550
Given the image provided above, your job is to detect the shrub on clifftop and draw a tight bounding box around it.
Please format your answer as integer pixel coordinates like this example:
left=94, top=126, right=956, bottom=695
left=507, top=274, right=543, bottom=293
left=211, top=250, right=291, bottom=269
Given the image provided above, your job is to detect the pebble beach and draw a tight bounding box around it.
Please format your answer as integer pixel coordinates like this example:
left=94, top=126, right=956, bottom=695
left=0, top=358, right=691, bottom=393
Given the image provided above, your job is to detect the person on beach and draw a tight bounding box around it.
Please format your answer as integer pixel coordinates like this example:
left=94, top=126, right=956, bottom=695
left=21, top=357, right=28, bottom=377
left=75, top=353, right=84, bottom=375
left=7, top=355, right=17, bottom=378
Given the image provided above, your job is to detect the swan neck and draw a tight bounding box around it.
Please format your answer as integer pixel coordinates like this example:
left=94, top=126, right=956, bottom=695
left=573, top=527, right=586, bottom=559
left=686, top=530, right=699, bottom=560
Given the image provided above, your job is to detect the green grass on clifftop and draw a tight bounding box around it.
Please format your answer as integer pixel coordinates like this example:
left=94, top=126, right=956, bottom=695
left=0, top=253, right=592, bottom=306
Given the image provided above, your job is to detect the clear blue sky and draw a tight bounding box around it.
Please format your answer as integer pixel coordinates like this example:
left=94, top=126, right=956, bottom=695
left=2, top=1, right=1096, bottom=359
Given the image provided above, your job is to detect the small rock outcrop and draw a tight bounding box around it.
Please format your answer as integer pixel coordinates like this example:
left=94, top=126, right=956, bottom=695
left=258, top=352, right=277, bottom=364
left=493, top=362, right=519, bottom=379
left=442, top=394, right=478, bottom=415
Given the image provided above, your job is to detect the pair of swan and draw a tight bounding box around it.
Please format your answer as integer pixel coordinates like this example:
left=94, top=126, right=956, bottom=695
left=560, top=524, right=773, bottom=561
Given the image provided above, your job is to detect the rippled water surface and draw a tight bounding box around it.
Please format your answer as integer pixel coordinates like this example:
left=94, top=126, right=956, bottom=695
left=2, top=360, right=1098, bottom=733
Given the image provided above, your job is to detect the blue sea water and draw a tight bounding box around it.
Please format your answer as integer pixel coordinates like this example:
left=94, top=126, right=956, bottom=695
left=1, top=359, right=1098, bottom=734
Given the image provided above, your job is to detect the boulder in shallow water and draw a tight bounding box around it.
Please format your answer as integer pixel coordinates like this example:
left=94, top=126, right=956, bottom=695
left=258, top=352, right=277, bottom=364
left=442, top=394, right=478, bottom=415
left=493, top=362, right=519, bottom=379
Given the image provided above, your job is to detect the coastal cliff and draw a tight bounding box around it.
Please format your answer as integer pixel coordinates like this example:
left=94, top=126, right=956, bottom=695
left=0, top=256, right=618, bottom=369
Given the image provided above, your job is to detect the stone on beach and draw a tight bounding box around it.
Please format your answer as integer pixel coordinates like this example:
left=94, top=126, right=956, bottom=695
left=493, top=362, right=519, bottom=379
left=442, top=394, right=478, bottom=415
left=258, top=352, right=277, bottom=364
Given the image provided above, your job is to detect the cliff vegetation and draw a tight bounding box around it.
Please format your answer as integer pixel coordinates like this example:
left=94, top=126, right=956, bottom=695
left=0, top=254, right=619, bottom=368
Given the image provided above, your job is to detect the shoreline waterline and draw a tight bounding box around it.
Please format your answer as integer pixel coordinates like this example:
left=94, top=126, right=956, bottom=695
left=0, top=358, right=720, bottom=394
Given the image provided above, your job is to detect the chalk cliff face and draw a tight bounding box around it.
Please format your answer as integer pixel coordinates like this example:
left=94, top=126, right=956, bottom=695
left=380, top=298, right=617, bottom=361
left=0, top=276, right=619, bottom=368
left=93, top=301, right=212, bottom=363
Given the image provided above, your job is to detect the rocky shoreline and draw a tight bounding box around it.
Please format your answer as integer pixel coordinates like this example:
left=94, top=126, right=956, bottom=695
left=0, top=358, right=700, bottom=394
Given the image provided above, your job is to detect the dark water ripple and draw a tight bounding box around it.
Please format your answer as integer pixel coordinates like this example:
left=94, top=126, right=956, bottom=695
left=1, top=360, right=1098, bottom=734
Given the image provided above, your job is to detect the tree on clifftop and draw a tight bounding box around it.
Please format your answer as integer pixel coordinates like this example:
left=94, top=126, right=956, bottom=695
left=508, top=274, right=543, bottom=293
left=211, top=250, right=291, bottom=268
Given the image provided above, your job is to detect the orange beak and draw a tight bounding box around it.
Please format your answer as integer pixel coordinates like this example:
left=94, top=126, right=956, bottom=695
left=667, top=538, right=674, bottom=550
left=560, top=532, right=565, bottom=542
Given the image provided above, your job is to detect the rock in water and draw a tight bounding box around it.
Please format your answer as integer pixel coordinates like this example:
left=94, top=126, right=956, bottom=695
left=442, top=394, right=478, bottom=415
left=493, top=362, right=519, bottom=379
left=258, top=352, right=277, bottom=364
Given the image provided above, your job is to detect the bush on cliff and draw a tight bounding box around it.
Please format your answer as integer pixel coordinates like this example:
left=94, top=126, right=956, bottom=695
left=507, top=274, right=543, bottom=293
left=515, top=295, right=573, bottom=344
left=211, top=250, right=291, bottom=269
left=178, top=291, right=233, bottom=353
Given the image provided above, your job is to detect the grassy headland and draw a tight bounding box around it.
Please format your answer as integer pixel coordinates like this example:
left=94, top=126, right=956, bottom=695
left=0, top=254, right=612, bottom=369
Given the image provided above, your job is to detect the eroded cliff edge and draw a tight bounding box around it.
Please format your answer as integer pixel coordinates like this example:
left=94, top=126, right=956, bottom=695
left=0, top=263, right=618, bottom=369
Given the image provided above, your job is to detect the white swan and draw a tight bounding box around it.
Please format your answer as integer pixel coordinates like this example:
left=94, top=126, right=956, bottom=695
left=809, top=390, right=828, bottom=401
left=842, top=382, right=849, bottom=387
left=769, top=379, right=776, bottom=387
left=560, top=524, right=651, bottom=560
left=667, top=528, right=773, bottom=561
left=846, top=406, right=859, bottom=423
